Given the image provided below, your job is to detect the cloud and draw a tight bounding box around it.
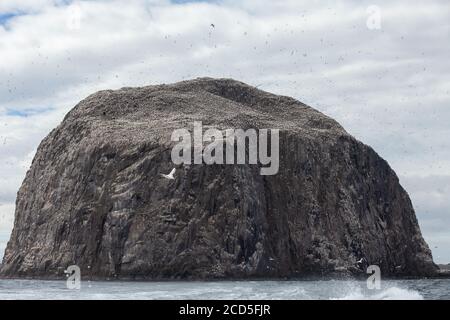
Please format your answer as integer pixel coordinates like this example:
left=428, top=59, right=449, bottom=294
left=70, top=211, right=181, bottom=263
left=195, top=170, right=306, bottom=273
left=400, top=175, right=450, bottom=263
left=0, top=0, right=449, bottom=262
left=0, top=204, right=15, bottom=257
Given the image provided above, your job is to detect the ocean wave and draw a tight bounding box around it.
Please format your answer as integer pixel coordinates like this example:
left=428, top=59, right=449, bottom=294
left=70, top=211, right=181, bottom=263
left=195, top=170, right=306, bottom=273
left=336, top=286, right=423, bottom=300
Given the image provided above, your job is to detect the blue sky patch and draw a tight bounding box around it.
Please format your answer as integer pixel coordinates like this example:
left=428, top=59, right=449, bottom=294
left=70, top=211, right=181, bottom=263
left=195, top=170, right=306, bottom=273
left=0, top=13, right=21, bottom=25
left=6, top=107, right=54, bottom=118
left=172, top=0, right=216, bottom=4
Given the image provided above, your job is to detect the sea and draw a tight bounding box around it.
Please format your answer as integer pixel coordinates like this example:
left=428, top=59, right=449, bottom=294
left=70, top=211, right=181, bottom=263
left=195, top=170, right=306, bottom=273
left=0, top=278, right=449, bottom=300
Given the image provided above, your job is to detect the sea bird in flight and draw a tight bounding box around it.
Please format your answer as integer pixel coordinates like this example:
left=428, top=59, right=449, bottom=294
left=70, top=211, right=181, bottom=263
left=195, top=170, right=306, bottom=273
left=161, top=168, right=176, bottom=180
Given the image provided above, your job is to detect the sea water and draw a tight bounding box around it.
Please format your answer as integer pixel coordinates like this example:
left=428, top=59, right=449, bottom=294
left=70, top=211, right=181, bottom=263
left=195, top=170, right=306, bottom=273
left=0, top=279, right=449, bottom=300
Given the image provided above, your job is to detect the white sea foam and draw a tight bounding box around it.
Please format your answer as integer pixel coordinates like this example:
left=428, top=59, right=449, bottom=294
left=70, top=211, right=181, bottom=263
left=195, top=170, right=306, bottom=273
left=0, top=279, right=447, bottom=300
left=336, top=286, right=423, bottom=300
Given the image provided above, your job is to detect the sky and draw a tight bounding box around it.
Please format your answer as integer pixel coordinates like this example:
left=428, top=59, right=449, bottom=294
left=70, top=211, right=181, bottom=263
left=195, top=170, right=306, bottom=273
left=0, top=0, right=449, bottom=263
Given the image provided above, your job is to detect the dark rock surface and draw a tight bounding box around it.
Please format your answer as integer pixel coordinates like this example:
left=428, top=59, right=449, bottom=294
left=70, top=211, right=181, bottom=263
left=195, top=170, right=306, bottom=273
left=0, top=78, right=438, bottom=279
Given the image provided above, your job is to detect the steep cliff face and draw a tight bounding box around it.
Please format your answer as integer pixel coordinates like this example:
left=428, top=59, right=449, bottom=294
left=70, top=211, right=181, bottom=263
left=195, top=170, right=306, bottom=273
left=0, top=78, right=437, bottom=279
